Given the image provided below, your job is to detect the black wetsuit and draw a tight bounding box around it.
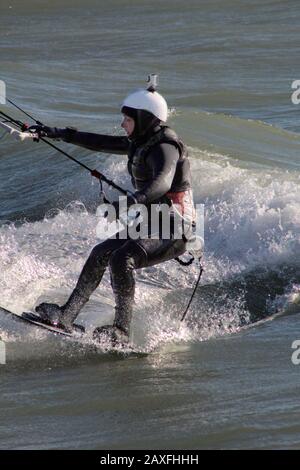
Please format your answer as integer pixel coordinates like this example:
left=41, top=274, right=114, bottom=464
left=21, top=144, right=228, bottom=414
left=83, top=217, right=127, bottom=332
left=59, top=125, right=193, bottom=334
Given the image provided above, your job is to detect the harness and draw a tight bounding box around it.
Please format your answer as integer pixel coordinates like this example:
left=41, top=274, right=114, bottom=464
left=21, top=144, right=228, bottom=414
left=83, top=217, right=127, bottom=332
left=127, top=126, right=188, bottom=192
left=131, top=126, right=187, bottom=160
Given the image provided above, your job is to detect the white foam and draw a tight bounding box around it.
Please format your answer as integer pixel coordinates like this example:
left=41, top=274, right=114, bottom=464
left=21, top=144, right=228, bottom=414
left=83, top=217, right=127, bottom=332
left=190, top=149, right=300, bottom=279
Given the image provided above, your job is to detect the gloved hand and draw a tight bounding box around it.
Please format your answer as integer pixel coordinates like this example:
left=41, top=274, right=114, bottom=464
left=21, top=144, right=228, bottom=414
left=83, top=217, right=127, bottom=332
left=28, top=124, right=65, bottom=140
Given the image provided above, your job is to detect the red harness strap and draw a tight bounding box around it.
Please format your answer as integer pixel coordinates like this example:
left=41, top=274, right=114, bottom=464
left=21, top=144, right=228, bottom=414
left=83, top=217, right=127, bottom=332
left=166, top=189, right=195, bottom=219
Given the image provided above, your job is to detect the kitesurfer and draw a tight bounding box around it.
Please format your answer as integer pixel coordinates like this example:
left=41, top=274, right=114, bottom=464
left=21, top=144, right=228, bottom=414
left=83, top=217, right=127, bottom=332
left=32, top=78, right=195, bottom=344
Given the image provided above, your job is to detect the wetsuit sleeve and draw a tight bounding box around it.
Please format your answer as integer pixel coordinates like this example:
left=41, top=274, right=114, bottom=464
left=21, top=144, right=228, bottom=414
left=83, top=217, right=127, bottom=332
left=62, top=128, right=130, bottom=155
left=135, top=143, right=179, bottom=204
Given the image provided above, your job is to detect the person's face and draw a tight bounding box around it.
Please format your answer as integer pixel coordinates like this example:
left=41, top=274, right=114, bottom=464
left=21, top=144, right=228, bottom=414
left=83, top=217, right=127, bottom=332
left=121, top=114, right=135, bottom=137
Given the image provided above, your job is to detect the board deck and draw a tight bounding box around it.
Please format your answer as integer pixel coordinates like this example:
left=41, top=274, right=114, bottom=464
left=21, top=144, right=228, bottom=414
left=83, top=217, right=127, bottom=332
left=0, top=307, right=84, bottom=337
left=0, top=306, right=146, bottom=355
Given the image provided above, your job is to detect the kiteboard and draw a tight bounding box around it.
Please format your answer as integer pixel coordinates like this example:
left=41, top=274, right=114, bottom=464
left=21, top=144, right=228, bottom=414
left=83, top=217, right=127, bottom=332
left=0, top=306, right=138, bottom=353
left=0, top=306, right=84, bottom=337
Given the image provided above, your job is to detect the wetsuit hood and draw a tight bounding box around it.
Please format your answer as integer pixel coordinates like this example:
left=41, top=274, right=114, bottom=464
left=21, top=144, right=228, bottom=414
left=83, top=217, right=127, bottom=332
left=121, top=86, right=168, bottom=141
left=122, top=105, right=161, bottom=142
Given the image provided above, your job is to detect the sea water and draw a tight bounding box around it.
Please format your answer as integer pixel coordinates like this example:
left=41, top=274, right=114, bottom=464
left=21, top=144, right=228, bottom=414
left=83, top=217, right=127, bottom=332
left=0, top=0, right=299, bottom=449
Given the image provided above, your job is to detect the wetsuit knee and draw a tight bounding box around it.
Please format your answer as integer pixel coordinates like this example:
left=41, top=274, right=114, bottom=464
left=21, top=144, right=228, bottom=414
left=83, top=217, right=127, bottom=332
left=109, top=241, right=147, bottom=273
left=89, top=238, right=123, bottom=265
left=109, top=249, right=134, bottom=274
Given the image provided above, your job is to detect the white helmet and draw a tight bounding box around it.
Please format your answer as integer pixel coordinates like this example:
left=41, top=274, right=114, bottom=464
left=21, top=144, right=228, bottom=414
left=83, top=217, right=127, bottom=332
left=122, top=89, right=168, bottom=122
